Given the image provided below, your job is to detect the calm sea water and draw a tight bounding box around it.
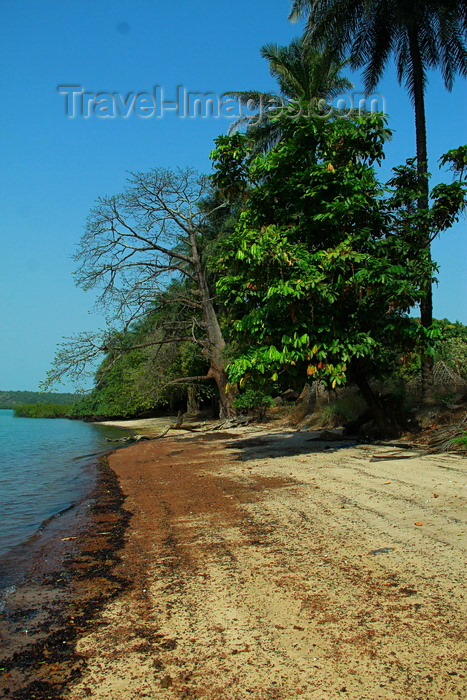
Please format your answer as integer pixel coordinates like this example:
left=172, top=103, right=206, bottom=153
left=0, top=409, right=129, bottom=561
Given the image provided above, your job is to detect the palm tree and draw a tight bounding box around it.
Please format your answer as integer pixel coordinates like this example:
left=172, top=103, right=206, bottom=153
left=289, top=0, right=467, bottom=401
left=226, top=36, right=352, bottom=153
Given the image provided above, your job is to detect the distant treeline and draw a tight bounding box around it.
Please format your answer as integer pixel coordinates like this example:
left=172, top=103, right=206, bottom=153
left=0, top=390, right=78, bottom=409
left=13, top=403, right=73, bottom=418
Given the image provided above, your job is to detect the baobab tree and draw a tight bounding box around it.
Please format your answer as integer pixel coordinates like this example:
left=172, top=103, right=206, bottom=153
left=44, top=168, right=236, bottom=417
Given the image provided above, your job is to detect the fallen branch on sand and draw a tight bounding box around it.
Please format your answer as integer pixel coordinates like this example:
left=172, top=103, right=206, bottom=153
left=132, top=413, right=256, bottom=441
left=421, top=413, right=467, bottom=454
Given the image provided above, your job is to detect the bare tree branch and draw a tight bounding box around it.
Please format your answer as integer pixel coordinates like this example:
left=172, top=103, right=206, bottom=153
left=165, top=375, right=213, bottom=386
left=45, top=167, right=236, bottom=416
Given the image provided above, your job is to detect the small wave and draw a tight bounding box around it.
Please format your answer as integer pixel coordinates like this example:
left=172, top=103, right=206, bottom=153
left=0, top=584, right=16, bottom=611
left=71, top=450, right=106, bottom=461
left=0, top=412, right=130, bottom=565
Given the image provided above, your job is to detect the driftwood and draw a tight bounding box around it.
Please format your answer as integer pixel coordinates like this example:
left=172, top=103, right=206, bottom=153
left=149, top=412, right=185, bottom=439
left=421, top=413, right=467, bottom=454
left=136, top=413, right=255, bottom=441
left=370, top=452, right=415, bottom=462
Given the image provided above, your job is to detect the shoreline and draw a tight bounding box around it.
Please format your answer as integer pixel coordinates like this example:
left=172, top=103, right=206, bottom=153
left=2, top=423, right=466, bottom=699
left=0, top=445, right=110, bottom=591
left=0, top=452, right=132, bottom=699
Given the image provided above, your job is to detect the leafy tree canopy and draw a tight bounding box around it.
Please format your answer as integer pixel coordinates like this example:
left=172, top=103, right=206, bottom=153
left=211, top=111, right=466, bottom=426
left=289, top=0, right=467, bottom=402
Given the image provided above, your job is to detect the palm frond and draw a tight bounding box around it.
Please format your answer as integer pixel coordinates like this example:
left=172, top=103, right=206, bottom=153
left=226, top=32, right=353, bottom=151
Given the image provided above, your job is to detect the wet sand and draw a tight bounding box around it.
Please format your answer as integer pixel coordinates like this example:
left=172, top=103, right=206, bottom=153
left=0, top=456, right=131, bottom=700
left=2, top=425, right=466, bottom=699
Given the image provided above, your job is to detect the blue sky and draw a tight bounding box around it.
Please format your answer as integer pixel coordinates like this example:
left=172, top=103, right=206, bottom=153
left=1, top=0, right=466, bottom=392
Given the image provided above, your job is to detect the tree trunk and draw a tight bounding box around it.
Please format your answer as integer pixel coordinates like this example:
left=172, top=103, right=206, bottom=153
left=207, top=364, right=237, bottom=419
left=353, top=365, right=388, bottom=435
left=409, top=29, right=435, bottom=404
left=189, top=231, right=236, bottom=418
left=186, top=385, right=199, bottom=415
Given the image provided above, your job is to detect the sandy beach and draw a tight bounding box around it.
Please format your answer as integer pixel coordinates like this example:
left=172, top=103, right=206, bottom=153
left=2, top=422, right=466, bottom=699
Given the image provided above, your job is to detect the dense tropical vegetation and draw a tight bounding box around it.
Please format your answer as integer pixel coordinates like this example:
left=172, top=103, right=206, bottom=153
left=0, top=390, right=78, bottom=409
left=13, top=403, right=74, bottom=418
left=210, top=113, right=466, bottom=431
left=290, top=0, right=467, bottom=401
left=40, top=2, right=467, bottom=433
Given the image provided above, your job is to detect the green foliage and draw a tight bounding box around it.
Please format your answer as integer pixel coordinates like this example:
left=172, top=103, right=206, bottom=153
left=13, top=403, right=73, bottom=418
left=439, top=144, right=467, bottom=181
left=291, top=1, right=467, bottom=395
left=387, top=155, right=467, bottom=241
left=70, top=338, right=205, bottom=420
left=0, top=390, right=78, bottom=409
left=224, top=36, right=353, bottom=155
left=233, top=389, right=274, bottom=413
left=210, top=133, right=254, bottom=203
left=213, top=112, right=428, bottom=391
left=451, top=433, right=467, bottom=449
left=317, top=394, right=367, bottom=426
left=395, top=319, right=467, bottom=381
left=69, top=282, right=214, bottom=419
left=434, top=319, right=467, bottom=379
left=70, top=348, right=158, bottom=419
left=211, top=116, right=467, bottom=405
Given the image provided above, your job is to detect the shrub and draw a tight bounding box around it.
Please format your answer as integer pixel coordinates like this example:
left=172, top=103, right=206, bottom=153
left=315, top=394, right=367, bottom=427
left=450, top=432, right=467, bottom=450
left=233, top=389, right=274, bottom=413
left=13, top=403, right=73, bottom=418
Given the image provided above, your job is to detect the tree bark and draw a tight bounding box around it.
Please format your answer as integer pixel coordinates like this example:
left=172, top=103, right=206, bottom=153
left=186, top=385, right=199, bottom=415
left=189, top=229, right=237, bottom=418
left=207, top=365, right=236, bottom=419
left=409, top=29, right=435, bottom=404
left=353, top=364, right=388, bottom=435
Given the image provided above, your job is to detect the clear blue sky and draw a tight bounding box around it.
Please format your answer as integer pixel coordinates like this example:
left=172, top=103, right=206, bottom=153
left=1, top=0, right=466, bottom=392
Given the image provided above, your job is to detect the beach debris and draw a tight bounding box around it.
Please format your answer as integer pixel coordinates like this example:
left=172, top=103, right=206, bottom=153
left=414, top=522, right=424, bottom=526
left=370, top=547, right=394, bottom=555
left=134, top=413, right=257, bottom=441
left=60, top=536, right=77, bottom=541
left=421, top=412, right=467, bottom=454
left=370, top=452, right=415, bottom=462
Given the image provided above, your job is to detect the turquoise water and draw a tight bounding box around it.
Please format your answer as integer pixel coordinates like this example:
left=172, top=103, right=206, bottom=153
left=0, top=409, right=128, bottom=561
